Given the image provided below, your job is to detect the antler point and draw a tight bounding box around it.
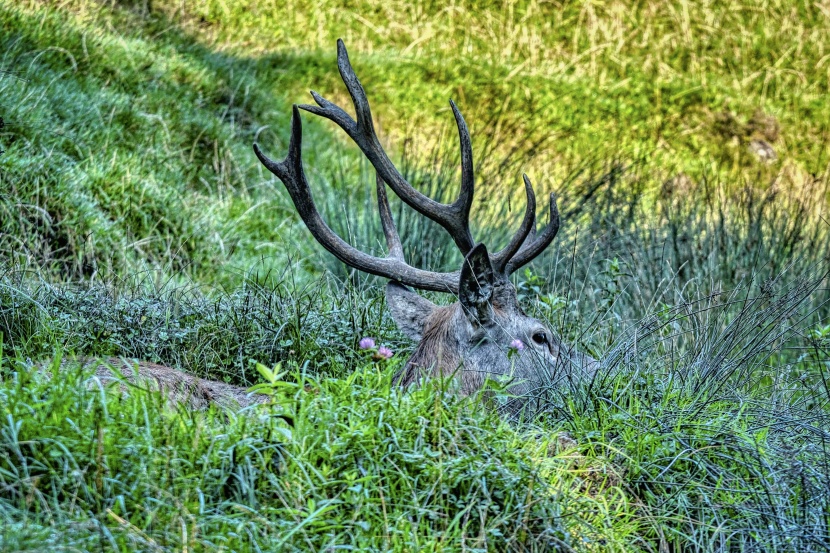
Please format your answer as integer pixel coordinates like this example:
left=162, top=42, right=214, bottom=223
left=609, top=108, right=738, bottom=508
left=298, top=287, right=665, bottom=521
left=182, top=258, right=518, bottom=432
left=337, top=39, right=350, bottom=64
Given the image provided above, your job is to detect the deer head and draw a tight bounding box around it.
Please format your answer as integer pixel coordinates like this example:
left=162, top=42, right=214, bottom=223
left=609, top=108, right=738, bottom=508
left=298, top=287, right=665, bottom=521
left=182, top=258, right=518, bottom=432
left=254, top=40, right=597, bottom=414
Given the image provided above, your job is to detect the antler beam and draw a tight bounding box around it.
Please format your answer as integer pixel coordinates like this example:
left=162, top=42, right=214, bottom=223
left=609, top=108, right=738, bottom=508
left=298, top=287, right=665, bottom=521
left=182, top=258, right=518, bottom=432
left=254, top=106, right=460, bottom=293
left=255, top=39, right=562, bottom=294
left=300, top=39, right=476, bottom=255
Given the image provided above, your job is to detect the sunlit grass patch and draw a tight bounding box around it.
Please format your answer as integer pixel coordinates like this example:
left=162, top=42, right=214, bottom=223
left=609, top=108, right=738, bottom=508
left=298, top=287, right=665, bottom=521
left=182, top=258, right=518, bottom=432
left=0, top=355, right=638, bottom=551
left=4, top=0, right=830, bottom=287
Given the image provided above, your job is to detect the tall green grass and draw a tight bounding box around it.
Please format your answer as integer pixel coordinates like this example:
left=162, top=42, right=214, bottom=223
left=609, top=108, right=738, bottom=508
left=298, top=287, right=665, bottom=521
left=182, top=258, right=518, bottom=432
left=0, top=356, right=638, bottom=551
left=2, top=0, right=830, bottom=550
left=3, top=164, right=829, bottom=549
left=0, top=266, right=394, bottom=382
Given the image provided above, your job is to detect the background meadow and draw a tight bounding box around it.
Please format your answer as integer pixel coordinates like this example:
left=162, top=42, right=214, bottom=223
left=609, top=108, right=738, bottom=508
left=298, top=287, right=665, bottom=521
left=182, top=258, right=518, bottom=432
left=1, top=0, right=830, bottom=550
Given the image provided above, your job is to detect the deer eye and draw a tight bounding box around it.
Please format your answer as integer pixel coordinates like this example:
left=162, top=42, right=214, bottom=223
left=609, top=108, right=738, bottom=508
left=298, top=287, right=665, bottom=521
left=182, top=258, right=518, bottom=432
left=531, top=331, right=548, bottom=346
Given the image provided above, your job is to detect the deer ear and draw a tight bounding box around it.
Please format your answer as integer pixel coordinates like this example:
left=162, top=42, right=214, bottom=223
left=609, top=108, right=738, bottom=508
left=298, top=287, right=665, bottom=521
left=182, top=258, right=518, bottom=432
left=386, top=281, right=438, bottom=342
left=459, top=243, right=495, bottom=327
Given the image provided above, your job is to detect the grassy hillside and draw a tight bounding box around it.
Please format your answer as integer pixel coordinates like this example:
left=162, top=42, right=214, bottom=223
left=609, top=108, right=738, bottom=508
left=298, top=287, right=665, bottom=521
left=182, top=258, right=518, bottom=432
left=3, top=0, right=830, bottom=285
left=2, top=0, right=830, bottom=550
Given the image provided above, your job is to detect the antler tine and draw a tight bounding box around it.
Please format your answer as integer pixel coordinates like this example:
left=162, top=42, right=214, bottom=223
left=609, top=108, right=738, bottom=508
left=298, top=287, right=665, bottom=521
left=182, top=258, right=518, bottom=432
left=449, top=100, right=475, bottom=247
left=299, top=39, right=476, bottom=255
left=504, top=192, right=560, bottom=274
left=491, top=174, right=537, bottom=276
left=376, top=173, right=404, bottom=261
left=254, top=105, right=459, bottom=293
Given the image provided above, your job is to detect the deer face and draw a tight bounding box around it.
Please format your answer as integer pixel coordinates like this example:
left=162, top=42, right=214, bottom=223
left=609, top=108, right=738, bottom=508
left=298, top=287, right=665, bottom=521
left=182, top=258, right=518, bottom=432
left=387, top=245, right=596, bottom=414
left=254, top=39, right=596, bottom=412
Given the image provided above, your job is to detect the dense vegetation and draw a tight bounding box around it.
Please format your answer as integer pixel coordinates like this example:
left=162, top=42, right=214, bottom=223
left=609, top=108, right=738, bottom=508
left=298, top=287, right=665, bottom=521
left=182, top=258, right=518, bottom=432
left=1, top=0, right=829, bottom=550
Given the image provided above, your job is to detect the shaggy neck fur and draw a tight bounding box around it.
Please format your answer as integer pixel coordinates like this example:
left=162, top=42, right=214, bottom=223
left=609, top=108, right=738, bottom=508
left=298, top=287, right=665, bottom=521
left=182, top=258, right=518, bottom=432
left=394, top=304, right=465, bottom=389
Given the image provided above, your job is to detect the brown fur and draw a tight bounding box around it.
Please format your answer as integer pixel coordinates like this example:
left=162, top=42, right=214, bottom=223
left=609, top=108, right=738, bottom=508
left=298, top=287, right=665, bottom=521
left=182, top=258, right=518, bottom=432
left=394, top=305, right=459, bottom=387
left=45, top=358, right=267, bottom=410
left=393, top=304, right=490, bottom=395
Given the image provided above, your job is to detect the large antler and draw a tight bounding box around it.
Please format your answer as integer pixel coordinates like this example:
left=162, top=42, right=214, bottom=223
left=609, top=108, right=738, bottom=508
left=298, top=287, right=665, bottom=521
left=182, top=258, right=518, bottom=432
left=254, top=39, right=560, bottom=292
left=299, top=40, right=476, bottom=254
left=254, top=106, right=460, bottom=292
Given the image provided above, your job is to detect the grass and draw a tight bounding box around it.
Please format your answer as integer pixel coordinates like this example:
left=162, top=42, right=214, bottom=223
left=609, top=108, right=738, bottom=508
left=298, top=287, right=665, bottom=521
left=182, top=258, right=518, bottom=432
left=553, top=262, right=830, bottom=549
left=0, top=356, right=639, bottom=551
left=3, top=0, right=830, bottom=286
left=2, top=0, right=830, bottom=550
left=2, top=260, right=828, bottom=550
left=0, top=266, right=395, bottom=382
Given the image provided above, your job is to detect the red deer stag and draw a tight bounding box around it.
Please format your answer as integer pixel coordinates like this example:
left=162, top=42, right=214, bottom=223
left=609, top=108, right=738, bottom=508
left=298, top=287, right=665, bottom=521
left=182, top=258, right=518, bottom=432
left=46, top=41, right=596, bottom=413
left=253, top=40, right=598, bottom=413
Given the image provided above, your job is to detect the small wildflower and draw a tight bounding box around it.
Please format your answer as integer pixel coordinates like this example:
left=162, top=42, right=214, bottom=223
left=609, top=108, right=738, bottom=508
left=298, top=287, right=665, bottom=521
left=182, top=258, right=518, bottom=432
left=509, top=339, right=524, bottom=351
left=377, top=346, right=394, bottom=359
left=359, top=337, right=376, bottom=350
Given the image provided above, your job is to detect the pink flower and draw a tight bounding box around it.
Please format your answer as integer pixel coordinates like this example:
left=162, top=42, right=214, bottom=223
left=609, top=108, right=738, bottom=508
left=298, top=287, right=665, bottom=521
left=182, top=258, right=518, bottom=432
left=377, top=346, right=393, bottom=359
left=509, top=339, right=524, bottom=351
left=359, top=337, right=376, bottom=350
